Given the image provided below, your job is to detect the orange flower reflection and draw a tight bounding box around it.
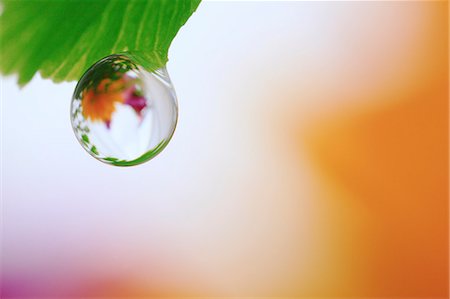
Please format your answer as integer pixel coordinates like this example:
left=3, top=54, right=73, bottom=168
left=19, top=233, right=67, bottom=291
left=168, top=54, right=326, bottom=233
left=81, top=75, right=148, bottom=128
left=81, top=77, right=126, bottom=127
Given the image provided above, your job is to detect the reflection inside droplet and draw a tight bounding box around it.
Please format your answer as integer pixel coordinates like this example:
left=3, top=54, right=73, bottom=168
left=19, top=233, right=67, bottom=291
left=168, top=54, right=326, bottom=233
left=71, top=53, right=178, bottom=166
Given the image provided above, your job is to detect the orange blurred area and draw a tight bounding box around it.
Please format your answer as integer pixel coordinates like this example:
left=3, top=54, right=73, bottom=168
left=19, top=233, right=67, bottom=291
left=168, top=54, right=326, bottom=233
left=299, top=6, right=448, bottom=296
left=304, top=87, right=448, bottom=296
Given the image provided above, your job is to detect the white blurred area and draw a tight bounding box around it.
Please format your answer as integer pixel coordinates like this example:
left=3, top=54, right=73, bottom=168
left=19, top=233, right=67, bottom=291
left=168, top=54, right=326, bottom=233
left=1, top=1, right=439, bottom=296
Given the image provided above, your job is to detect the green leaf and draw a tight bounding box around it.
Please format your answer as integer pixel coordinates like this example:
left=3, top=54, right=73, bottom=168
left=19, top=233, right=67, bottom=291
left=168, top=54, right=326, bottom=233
left=81, top=134, right=90, bottom=144
left=90, top=146, right=99, bottom=156
left=0, top=0, right=201, bottom=86
left=104, top=139, right=167, bottom=166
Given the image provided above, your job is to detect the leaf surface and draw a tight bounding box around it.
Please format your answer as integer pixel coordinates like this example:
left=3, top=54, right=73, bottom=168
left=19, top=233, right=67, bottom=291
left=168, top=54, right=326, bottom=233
left=0, top=0, right=201, bottom=85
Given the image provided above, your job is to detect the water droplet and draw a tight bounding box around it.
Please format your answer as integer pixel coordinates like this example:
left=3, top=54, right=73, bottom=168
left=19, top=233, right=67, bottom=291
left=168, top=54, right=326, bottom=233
left=71, top=53, right=178, bottom=166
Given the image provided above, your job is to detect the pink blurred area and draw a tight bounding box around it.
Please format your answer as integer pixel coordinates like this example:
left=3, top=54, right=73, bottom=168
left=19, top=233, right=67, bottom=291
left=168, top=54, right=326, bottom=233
left=1, top=1, right=448, bottom=298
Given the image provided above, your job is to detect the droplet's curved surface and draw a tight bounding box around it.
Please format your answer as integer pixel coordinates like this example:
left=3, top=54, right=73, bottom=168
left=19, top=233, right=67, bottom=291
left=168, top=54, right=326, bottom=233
left=71, top=54, right=178, bottom=166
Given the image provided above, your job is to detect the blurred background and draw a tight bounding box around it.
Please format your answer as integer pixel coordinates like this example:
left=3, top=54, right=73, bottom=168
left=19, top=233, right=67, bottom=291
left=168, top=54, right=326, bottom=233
left=1, top=1, right=448, bottom=298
